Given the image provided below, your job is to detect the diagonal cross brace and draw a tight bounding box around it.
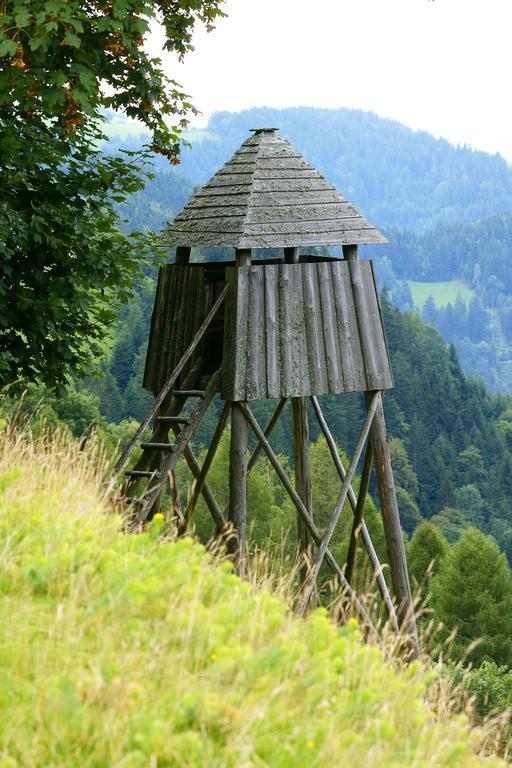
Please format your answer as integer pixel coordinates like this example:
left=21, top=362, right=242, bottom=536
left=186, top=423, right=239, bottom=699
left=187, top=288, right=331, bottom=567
left=239, top=402, right=383, bottom=647
left=299, top=391, right=381, bottom=613
left=114, top=284, right=229, bottom=477
left=134, top=368, right=222, bottom=523
left=310, top=395, right=399, bottom=633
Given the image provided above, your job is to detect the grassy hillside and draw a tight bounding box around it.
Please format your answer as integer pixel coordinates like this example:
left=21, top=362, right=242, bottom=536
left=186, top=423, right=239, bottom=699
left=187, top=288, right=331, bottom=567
left=407, top=279, right=474, bottom=309
left=0, top=427, right=505, bottom=766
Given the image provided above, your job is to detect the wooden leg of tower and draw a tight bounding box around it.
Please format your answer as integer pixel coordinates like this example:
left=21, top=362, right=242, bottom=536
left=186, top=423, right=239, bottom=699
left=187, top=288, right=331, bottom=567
left=291, top=397, right=314, bottom=593
left=365, top=391, right=419, bottom=656
left=229, top=402, right=248, bottom=572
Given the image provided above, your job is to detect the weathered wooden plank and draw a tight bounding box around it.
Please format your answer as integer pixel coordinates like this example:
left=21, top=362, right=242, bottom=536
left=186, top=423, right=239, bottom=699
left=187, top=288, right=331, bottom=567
left=143, top=267, right=164, bottom=392
left=371, top=260, right=394, bottom=389
left=231, top=266, right=250, bottom=400
left=246, top=203, right=361, bottom=224
left=201, top=173, right=254, bottom=187
left=317, top=261, right=342, bottom=393
left=173, top=266, right=191, bottom=375
left=253, top=169, right=320, bottom=180
left=250, top=190, right=347, bottom=206
left=247, top=266, right=265, bottom=399
left=180, top=267, right=200, bottom=382
left=288, top=264, right=308, bottom=396
left=221, top=267, right=237, bottom=400
left=185, top=193, right=251, bottom=207
left=242, top=219, right=377, bottom=235
left=193, top=183, right=254, bottom=197
left=331, top=261, right=356, bottom=391
left=235, top=230, right=388, bottom=248
left=264, top=265, right=280, bottom=399
left=166, top=230, right=387, bottom=250
left=165, top=266, right=184, bottom=380
left=255, top=145, right=302, bottom=160
left=251, top=178, right=335, bottom=193
left=362, top=262, right=394, bottom=389
left=152, top=266, right=174, bottom=391
left=348, top=260, right=382, bottom=390
left=302, top=263, right=326, bottom=394
left=175, top=202, right=359, bottom=222
left=278, top=264, right=294, bottom=397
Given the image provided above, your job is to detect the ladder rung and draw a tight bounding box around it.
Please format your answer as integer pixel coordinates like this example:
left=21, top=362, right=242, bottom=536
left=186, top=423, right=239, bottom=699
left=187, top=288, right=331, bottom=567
left=140, top=442, right=177, bottom=452
left=124, top=470, right=157, bottom=478
left=172, top=390, right=205, bottom=397
left=156, top=416, right=190, bottom=424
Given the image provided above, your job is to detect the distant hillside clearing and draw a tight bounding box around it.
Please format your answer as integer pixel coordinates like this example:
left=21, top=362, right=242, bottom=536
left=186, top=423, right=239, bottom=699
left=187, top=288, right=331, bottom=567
left=407, top=279, right=474, bottom=309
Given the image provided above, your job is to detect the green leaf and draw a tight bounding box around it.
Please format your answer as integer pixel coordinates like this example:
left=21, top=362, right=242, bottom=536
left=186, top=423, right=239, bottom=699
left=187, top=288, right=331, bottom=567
left=63, top=31, right=81, bottom=48
left=0, top=40, right=18, bottom=58
left=14, top=9, right=31, bottom=28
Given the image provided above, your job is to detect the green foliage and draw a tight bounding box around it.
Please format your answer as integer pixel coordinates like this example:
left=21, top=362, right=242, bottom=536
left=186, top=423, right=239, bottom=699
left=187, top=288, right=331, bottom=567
left=463, top=660, right=512, bottom=720
left=0, top=117, right=152, bottom=389
left=407, top=521, right=448, bottom=589
left=0, top=430, right=504, bottom=767
left=0, top=0, right=225, bottom=155
left=0, top=0, right=224, bottom=390
left=431, top=529, right=512, bottom=667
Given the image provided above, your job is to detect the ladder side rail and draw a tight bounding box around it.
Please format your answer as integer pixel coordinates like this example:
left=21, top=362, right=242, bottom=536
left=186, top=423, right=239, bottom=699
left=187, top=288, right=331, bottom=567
left=114, top=284, right=229, bottom=476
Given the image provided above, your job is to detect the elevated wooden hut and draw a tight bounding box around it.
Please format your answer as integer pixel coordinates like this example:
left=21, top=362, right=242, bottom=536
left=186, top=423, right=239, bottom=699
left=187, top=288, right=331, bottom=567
left=116, top=128, right=417, bottom=650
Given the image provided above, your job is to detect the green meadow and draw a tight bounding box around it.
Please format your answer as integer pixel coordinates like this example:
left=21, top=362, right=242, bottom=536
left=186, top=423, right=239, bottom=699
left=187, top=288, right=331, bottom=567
left=407, top=279, right=474, bottom=309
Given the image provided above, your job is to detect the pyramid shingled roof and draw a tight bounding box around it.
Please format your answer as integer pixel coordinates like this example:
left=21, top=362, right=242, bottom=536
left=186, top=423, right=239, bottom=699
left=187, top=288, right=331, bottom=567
left=160, top=129, right=387, bottom=249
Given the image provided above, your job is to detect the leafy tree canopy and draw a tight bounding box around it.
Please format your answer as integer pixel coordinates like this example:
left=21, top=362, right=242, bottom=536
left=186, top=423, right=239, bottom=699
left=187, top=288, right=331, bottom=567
left=0, top=0, right=225, bottom=155
left=0, top=0, right=225, bottom=390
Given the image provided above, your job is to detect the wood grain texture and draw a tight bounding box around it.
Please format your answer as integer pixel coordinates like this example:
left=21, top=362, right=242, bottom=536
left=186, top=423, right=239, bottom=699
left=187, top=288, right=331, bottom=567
left=159, top=129, right=387, bottom=248
left=221, top=261, right=393, bottom=400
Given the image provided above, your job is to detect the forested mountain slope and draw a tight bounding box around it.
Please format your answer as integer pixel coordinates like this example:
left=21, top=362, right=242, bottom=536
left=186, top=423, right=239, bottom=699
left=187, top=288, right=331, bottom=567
left=375, top=214, right=512, bottom=392
left=107, top=106, right=512, bottom=232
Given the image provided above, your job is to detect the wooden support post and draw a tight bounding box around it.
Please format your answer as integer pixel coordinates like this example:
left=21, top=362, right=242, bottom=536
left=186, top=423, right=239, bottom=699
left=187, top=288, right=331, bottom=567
left=291, top=397, right=313, bottom=586
left=228, top=248, right=252, bottom=570
left=235, top=248, right=252, bottom=267
left=239, top=402, right=384, bottom=649
left=229, top=403, right=248, bottom=570
left=366, top=391, right=419, bottom=655
left=345, top=442, right=373, bottom=585
left=284, top=246, right=299, bottom=264
left=284, top=248, right=312, bottom=581
left=342, top=244, right=358, bottom=261
left=175, top=246, right=191, bottom=265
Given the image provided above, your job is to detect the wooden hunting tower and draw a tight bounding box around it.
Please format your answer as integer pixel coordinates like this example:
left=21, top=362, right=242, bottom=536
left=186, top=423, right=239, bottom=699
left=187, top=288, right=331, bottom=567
left=117, top=128, right=417, bottom=647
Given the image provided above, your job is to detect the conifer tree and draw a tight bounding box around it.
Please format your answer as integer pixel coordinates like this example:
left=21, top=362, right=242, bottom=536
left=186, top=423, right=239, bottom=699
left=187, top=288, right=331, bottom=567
left=431, top=528, right=512, bottom=666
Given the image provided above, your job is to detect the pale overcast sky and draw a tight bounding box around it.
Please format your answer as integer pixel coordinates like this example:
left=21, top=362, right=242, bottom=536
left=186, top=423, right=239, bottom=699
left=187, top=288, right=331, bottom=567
left=151, top=0, right=512, bottom=160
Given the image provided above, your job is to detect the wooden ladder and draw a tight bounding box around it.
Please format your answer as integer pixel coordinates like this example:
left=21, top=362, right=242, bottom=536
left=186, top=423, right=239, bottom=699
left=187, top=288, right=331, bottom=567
left=122, top=368, right=221, bottom=523
left=113, top=284, right=229, bottom=524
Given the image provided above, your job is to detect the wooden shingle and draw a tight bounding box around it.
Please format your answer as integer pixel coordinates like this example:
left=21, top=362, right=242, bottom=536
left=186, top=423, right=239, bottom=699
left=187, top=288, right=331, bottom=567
left=160, top=129, right=387, bottom=248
